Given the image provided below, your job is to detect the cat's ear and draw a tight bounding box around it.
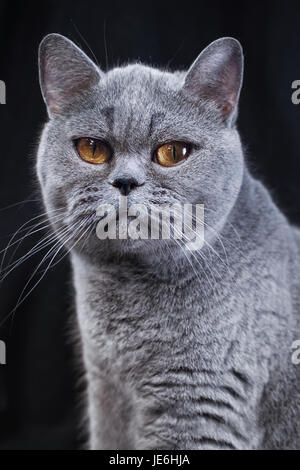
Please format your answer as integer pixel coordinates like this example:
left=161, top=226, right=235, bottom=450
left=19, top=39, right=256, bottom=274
left=39, top=33, right=102, bottom=115
left=183, top=37, right=243, bottom=125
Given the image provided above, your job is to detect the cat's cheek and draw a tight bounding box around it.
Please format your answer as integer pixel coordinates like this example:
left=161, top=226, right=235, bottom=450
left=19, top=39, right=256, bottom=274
left=50, top=189, right=68, bottom=212
left=37, top=165, right=47, bottom=187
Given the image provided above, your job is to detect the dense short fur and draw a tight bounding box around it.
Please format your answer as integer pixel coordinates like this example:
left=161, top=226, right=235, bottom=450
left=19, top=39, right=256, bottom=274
left=37, top=34, right=300, bottom=449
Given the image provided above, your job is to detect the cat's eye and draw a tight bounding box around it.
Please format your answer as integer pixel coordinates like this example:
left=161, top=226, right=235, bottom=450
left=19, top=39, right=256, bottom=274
left=155, top=142, right=190, bottom=167
left=75, top=138, right=112, bottom=164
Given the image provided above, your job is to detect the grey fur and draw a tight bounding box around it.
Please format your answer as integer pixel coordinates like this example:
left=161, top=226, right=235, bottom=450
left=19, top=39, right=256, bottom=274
left=37, top=34, right=300, bottom=449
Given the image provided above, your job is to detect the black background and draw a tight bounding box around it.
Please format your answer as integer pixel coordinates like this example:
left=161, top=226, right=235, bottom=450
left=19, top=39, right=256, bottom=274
left=0, top=0, right=299, bottom=450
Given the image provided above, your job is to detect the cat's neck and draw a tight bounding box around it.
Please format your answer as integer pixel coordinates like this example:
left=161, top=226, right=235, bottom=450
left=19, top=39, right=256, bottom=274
left=71, top=241, right=194, bottom=284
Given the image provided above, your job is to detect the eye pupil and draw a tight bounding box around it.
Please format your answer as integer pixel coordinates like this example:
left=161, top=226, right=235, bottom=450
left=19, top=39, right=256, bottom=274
left=88, top=139, right=95, bottom=154
left=172, top=145, right=176, bottom=161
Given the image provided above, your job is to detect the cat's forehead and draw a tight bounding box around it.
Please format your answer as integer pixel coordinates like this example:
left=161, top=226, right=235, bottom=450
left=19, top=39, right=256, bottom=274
left=62, top=64, right=200, bottom=146
left=100, top=64, right=183, bottom=103
left=60, top=64, right=215, bottom=147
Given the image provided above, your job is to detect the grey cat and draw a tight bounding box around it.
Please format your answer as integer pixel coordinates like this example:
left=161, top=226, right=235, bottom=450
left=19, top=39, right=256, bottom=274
left=36, top=33, right=300, bottom=449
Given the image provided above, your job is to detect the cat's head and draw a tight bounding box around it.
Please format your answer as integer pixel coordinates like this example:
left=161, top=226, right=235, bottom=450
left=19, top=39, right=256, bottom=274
left=37, top=34, right=244, bottom=262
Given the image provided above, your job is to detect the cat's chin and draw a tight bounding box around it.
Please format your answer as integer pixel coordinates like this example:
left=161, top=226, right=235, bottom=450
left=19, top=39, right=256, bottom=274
left=72, top=236, right=181, bottom=263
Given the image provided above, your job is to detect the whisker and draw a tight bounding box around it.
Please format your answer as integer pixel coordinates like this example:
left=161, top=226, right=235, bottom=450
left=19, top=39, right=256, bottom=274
left=0, top=193, right=38, bottom=213
left=48, top=216, right=93, bottom=270
left=0, top=207, right=65, bottom=271
left=0, top=210, right=66, bottom=272
left=0, top=217, right=70, bottom=282
left=2, top=217, right=89, bottom=329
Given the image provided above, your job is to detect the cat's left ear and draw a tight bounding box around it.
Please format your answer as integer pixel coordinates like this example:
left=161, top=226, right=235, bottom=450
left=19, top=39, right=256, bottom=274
left=183, top=37, right=243, bottom=126
left=39, top=33, right=102, bottom=116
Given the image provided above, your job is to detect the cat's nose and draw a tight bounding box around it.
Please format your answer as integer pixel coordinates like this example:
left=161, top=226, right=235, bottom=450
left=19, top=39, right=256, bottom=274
left=111, top=177, right=140, bottom=196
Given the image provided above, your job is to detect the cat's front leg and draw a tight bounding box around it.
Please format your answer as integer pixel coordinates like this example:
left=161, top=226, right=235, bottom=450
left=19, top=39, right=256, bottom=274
left=86, top=371, right=137, bottom=450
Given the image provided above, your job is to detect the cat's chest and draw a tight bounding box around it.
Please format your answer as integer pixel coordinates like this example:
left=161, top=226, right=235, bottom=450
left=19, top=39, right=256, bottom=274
left=97, top=274, right=205, bottom=319
left=75, top=254, right=291, bottom=367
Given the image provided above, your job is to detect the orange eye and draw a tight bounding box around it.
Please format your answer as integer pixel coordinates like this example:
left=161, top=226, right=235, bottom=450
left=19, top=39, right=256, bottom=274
left=155, top=142, right=190, bottom=167
left=76, top=138, right=112, bottom=164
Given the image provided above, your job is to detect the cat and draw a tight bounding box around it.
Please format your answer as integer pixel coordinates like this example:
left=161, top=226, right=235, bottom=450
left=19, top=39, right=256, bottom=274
left=36, top=33, right=300, bottom=450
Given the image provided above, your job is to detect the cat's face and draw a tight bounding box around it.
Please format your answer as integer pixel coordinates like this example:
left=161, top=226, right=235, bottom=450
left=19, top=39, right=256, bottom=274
left=37, top=34, right=244, bottom=261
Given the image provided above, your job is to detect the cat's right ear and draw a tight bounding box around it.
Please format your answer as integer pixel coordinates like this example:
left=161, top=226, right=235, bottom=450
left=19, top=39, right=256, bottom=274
left=39, top=34, right=102, bottom=116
